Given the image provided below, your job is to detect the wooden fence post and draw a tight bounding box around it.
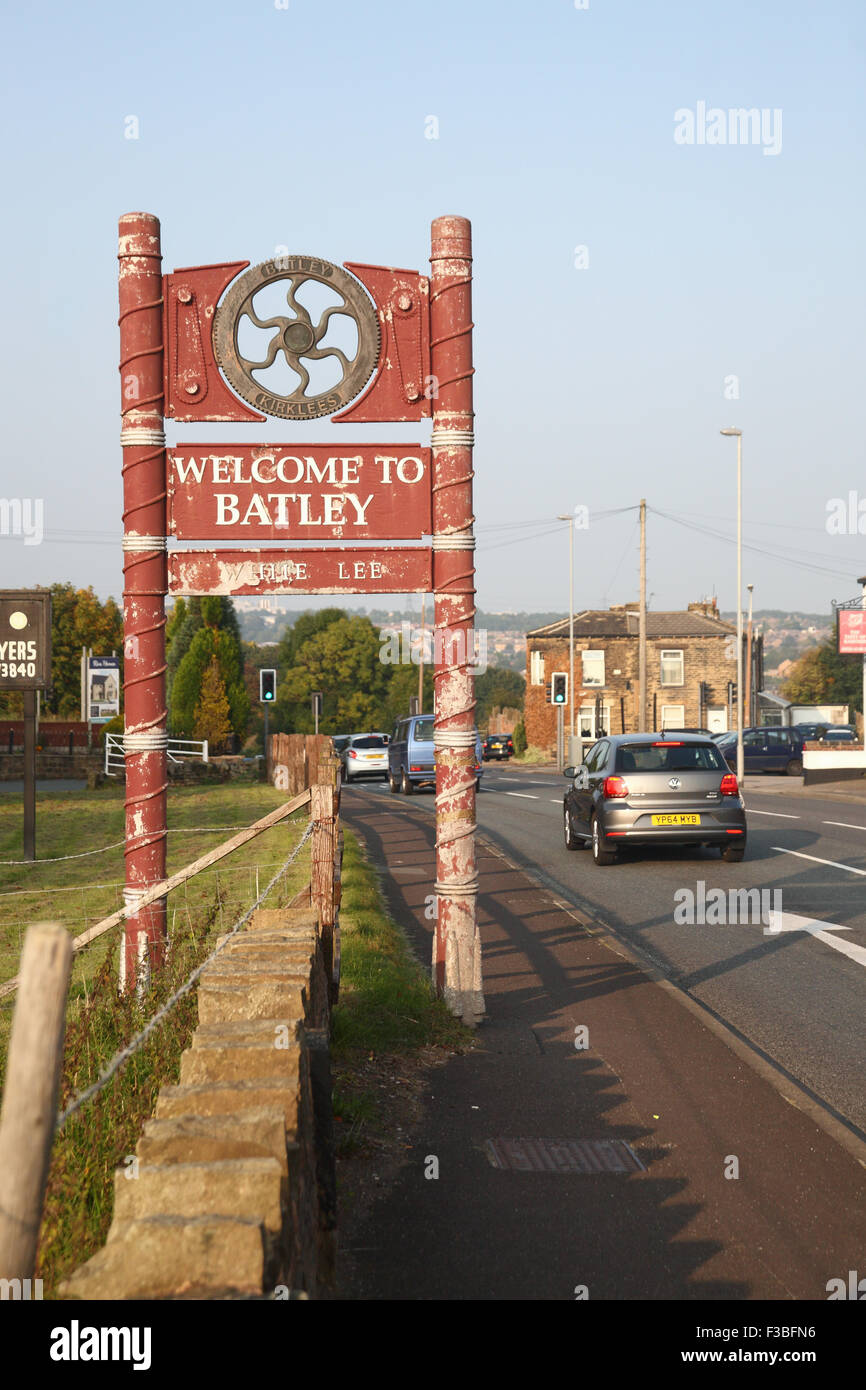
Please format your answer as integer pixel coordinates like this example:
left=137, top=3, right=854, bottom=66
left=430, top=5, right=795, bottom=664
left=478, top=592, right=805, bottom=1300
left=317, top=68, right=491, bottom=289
left=0, top=923, right=72, bottom=1282
left=310, top=782, right=336, bottom=993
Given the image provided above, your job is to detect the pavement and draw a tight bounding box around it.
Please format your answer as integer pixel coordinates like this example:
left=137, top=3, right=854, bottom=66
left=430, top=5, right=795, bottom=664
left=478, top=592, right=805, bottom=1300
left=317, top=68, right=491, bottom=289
left=339, top=779, right=866, bottom=1302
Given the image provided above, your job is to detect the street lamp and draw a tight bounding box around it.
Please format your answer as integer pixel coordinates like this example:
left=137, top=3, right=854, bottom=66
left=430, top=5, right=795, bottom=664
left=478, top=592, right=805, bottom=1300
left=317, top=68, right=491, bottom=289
left=557, top=514, right=575, bottom=752
left=720, top=428, right=744, bottom=784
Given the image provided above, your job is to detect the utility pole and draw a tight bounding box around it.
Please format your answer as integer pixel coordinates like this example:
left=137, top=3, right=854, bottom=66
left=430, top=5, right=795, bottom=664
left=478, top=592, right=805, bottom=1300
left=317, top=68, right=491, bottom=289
left=556, top=515, right=576, bottom=754
left=745, top=584, right=754, bottom=728
left=638, top=499, right=647, bottom=732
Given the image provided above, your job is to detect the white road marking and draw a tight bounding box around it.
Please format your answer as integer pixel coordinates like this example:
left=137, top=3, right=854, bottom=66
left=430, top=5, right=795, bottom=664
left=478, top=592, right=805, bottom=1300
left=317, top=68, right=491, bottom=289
left=550, top=799, right=562, bottom=804
left=744, top=808, right=800, bottom=819
left=823, top=820, right=866, bottom=831
left=765, top=911, right=866, bottom=969
left=505, top=792, right=538, bottom=800
left=772, top=846, right=866, bottom=876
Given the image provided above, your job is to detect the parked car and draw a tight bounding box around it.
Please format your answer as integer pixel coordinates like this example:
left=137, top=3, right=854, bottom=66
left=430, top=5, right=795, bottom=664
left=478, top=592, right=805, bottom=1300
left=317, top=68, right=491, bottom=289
left=389, top=713, right=483, bottom=793
left=715, top=726, right=805, bottom=776
left=793, top=722, right=857, bottom=744
left=341, top=732, right=390, bottom=782
left=483, top=732, right=514, bottom=760
left=563, top=732, right=746, bottom=866
left=332, top=735, right=351, bottom=755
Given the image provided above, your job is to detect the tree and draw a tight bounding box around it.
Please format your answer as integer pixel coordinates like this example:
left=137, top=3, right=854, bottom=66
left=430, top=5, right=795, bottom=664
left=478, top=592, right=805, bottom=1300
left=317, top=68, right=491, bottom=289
left=781, top=636, right=863, bottom=713
left=276, top=608, right=347, bottom=670
left=275, top=615, right=390, bottom=732
left=170, top=624, right=249, bottom=739
left=475, top=666, right=525, bottom=729
left=193, top=656, right=233, bottom=750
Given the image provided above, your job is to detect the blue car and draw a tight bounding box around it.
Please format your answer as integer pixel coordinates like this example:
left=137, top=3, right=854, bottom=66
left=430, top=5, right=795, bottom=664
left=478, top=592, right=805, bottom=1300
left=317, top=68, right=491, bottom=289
left=715, top=726, right=805, bottom=776
left=388, top=713, right=483, bottom=793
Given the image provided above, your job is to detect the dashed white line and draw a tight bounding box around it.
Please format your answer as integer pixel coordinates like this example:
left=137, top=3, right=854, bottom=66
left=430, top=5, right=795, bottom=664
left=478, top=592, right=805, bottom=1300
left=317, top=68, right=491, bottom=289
left=772, top=846, right=866, bottom=876
left=505, top=792, right=538, bottom=800
left=745, top=808, right=800, bottom=819
left=823, top=820, right=866, bottom=831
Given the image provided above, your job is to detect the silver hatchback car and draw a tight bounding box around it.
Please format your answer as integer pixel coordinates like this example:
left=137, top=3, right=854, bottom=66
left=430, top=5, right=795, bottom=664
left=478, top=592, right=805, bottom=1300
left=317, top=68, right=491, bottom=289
left=563, top=732, right=747, bottom=866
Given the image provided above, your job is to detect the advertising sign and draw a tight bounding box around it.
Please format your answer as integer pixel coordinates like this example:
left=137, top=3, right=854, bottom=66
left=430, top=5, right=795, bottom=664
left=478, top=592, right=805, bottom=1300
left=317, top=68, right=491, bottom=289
left=167, top=444, right=431, bottom=541
left=88, top=656, right=121, bottom=721
left=838, top=609, right=866, bottom=655
left=0, top=589, right=52, bottom=689
left=169, top=547, right=432, bottom=597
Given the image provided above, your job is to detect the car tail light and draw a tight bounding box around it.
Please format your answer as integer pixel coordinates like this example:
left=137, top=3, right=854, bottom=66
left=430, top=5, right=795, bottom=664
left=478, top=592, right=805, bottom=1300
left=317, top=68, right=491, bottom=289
left=653, top=740, right=683, bottom=746
left=348, top=749, right=358, bottom=758
left=720, top=773, right=739, bottom=796
left=603, top=775, right=629, bottom=798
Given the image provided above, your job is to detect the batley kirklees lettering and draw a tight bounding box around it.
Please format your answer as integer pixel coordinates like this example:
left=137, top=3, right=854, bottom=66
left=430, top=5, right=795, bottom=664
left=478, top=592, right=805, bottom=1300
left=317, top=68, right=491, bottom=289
left=168, top=447, right=430, bottom=540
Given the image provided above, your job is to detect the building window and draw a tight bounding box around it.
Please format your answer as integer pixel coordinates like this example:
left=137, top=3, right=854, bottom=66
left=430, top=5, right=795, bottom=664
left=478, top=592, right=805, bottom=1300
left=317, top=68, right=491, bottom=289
left=581, top=649, right=605, bottom=687
left=530, top=650, right=545, bottom=686
left=661, top=704, right=685, bottom=728
left=659, top=649, right=684, bottom=686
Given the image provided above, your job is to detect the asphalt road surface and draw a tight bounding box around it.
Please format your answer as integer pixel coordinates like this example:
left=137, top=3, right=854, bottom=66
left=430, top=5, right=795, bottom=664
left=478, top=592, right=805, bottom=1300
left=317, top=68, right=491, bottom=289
left=345, top=765, right=866, bottom=1139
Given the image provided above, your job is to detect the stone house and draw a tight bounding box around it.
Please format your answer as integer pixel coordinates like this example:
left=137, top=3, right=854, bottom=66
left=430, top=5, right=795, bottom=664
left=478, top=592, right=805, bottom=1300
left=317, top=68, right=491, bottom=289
left=524, top=599, right=763, bottom=753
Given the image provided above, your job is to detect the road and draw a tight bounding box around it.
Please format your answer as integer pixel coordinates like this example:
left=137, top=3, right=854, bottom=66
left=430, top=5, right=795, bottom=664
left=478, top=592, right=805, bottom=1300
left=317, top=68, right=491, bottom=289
left=345, top=764, right=866, bottom=1139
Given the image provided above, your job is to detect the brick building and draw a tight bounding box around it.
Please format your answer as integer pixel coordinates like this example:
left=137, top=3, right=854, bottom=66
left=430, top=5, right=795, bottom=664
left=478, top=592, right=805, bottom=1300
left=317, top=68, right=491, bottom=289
left=525, top=599, right=763, bottom=753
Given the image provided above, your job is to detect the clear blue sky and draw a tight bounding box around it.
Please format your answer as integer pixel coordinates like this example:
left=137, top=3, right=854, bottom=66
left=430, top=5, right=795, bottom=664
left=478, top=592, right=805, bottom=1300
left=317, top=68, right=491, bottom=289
left=1, top=0, right=864, bottom=616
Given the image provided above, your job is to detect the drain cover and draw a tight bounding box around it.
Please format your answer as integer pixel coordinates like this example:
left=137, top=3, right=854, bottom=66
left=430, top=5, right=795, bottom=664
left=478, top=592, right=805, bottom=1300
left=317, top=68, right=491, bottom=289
left=483, top=1138, right=645, bottom=1174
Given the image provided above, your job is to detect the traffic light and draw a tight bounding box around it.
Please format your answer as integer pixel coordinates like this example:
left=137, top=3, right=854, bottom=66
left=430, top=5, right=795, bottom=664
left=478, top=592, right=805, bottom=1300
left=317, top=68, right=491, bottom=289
left=552, top=672, right=568, bottom=705
left=699, top=680, right=709, bottom=706
left=259, top=668, right=277, bottom=703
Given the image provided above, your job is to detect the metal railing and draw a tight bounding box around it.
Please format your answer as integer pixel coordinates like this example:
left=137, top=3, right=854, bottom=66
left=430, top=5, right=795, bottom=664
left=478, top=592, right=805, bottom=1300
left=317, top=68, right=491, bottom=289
left=105, top=733, right=208, bottom=777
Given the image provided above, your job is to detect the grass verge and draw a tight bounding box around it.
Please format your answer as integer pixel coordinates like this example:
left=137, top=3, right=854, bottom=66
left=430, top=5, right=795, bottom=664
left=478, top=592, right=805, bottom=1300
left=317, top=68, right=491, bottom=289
left=331, top=829, right=474, bottom=1161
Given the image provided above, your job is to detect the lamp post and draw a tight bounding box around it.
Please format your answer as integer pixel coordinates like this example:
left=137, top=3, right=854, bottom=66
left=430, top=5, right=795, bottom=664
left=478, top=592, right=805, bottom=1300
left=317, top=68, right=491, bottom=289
left=557, top=514, right=575, bottom=753
left=720, top=428, right=744, bottom=783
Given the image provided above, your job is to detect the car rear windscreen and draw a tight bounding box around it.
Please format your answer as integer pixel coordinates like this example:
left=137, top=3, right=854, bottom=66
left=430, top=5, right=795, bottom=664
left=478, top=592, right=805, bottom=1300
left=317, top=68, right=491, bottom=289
left=352, top=736, right=387, bottom=749
left=616, top=742, right=728, bottom=772
left=414, top=719, right=434, bottom=743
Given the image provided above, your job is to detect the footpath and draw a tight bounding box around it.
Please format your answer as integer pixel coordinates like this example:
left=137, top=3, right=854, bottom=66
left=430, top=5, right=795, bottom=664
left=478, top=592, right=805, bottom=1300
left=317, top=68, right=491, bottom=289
left=339, top=783, right=866, bottom=1302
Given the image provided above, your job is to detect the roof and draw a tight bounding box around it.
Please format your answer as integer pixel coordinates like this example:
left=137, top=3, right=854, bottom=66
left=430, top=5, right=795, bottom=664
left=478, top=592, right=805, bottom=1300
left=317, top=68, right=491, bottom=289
left=527, top=609, right=736, bottom=640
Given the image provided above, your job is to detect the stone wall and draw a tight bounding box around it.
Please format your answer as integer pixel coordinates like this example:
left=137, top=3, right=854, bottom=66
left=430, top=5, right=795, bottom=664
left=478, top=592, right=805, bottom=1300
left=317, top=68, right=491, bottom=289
left=60, top=906, right=336, bottom=1300
left=0, top=751, right=104, bottom=780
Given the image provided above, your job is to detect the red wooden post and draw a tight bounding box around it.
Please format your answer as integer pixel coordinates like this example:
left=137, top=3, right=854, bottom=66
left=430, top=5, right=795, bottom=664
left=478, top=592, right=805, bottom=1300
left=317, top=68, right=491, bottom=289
left=430, top=216, right=484, bottom=1025
left=118, top=212, right=168, bottom=990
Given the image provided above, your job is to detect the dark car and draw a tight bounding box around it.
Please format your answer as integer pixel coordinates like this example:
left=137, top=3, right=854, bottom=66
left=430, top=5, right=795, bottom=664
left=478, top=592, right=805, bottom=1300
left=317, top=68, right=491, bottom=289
left=483, top=732, right=514, bottom=760
left=715, top=726, right=804, bottom=776
left=793, top=722, right=857, bottom=744
left=332, top=735, right=351, bottom=756
left=563, top=732, right=747, bottom=866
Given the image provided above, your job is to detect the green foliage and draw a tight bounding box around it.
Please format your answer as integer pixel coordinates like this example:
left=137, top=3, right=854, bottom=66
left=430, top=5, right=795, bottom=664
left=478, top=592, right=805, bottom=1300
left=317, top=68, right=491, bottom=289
left=170, top=626, right=249, bottom=738
left=512, top=719, right=527, bottom=755
left=168, top=598, right=249, bottom=738
left=193, top=656, right=233, bottom=750
left=475, top=664, right=525, bottom=728
left=275, top=615, right=390, bottom=733
left=276, top=607, right=348, bottom=670
left=781, top=636, right=863, bottom=713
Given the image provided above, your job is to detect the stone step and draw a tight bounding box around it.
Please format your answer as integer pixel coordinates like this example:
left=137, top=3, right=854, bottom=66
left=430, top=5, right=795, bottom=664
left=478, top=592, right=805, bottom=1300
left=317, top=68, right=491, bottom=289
left=180, top=1038, right=303, bottom=1087
left=137, top=1108, right=290, bottom=1173
left=197, top=979, right=307, bottom=1027
left=60, top=1215, right=269, bottom=1301
left=113, top=1157, right=285, bottom=1234
left=155, top=1079, right=305, bottom=1133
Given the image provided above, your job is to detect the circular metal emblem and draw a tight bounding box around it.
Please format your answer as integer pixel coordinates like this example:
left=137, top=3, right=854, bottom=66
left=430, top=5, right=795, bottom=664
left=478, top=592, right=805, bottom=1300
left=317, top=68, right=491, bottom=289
left=213, top=256, right=380, bottom=420
left=668, top=776, right=681, bottom=789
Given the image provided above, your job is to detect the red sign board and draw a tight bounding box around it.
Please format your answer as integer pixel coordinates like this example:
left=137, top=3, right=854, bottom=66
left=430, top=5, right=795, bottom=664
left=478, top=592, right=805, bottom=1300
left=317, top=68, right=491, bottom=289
left=839, top=609, right=866, bottom=654
left=169, top=547, right=432, bottom=596
left=167, top=444, right=431, bottom=541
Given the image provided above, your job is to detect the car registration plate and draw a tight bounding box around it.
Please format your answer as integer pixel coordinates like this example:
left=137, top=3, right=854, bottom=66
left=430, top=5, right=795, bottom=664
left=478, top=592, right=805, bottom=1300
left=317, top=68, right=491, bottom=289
left=651, top=814, right=700, bottom=827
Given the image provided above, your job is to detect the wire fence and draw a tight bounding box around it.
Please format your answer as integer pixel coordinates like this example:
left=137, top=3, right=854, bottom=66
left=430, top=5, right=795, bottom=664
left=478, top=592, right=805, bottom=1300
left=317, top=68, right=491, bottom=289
left=54, top=819, right=313, bottom=1133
